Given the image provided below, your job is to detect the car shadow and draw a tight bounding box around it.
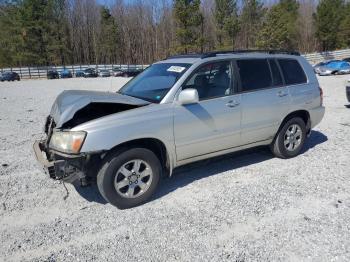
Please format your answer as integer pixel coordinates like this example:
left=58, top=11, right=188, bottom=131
left=152, top=130, right=328, bottom=202
left=74, top=184, right=108, bottom=204
left=74, top=130, right=327, bottom=205
left=301, top=130, right=328, bottom=154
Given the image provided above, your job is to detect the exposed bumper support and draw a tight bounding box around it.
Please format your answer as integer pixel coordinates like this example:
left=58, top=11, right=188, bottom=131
left=33, top=140, right=85, bottom=183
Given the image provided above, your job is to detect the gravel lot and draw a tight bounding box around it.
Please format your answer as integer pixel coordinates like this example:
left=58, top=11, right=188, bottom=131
left=0, top=75, right=349, bottom=261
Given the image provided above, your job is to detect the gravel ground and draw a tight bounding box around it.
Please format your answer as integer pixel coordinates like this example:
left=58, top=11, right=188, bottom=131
left=0, top=76, right=349, bottom=261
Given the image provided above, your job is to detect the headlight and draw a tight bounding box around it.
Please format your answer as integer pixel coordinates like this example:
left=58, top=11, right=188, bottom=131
left=49, top=131, right=86, bottom=154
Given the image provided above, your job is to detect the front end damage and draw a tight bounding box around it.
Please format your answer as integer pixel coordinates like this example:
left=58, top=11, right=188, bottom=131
left=33, top=90, right=150, bottom=185
left=33, top=116, right=101, bottom=185
left=33, top=140, right=90, bottom=184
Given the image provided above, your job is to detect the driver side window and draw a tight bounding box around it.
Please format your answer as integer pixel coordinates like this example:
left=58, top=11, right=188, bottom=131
left=183, top=61, right=233, bottom=100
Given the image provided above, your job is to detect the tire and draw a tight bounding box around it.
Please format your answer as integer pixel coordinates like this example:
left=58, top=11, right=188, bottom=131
left=270, top=117, right=306, bottom=159
left=123, top=73, right=128, bottom=77
left=97, top=148, right=161, bottom=209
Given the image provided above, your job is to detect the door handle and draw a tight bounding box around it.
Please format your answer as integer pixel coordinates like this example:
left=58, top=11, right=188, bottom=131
left=226, top=100, right=240, bottom=108
left=277, top=91, right=288, bottom=97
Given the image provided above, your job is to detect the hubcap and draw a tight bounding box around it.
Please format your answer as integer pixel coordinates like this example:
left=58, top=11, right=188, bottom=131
left=114, top=159, right=153, bottom=199
left=284, top=124, right=302, bottom=151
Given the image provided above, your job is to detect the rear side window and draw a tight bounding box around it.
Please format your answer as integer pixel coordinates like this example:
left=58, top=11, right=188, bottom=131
left=237, top=59, right=272, bottom=92
left=269, top=59, right=283, bottom=86
left=278, top=59, right=307, bottom=85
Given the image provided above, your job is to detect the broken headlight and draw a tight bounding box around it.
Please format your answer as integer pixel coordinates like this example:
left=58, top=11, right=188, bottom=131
left=49, top=131, right=86, bottom=154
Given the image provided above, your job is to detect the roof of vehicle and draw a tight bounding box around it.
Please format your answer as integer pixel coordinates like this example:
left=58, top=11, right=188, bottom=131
left=156, top=50, right=302, bottom=65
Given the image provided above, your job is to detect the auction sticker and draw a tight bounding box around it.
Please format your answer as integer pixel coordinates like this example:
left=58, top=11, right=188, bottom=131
left=167, top=66, right=186, bottom=73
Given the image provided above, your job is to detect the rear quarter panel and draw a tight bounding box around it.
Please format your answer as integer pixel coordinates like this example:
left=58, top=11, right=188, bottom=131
left=287, top=57, right=323, bottom=121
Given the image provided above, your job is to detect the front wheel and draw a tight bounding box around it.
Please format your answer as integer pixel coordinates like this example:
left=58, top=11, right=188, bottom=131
left=97, top=148, right=161, bottom=209
left=271, top=117, right=306, bottom=159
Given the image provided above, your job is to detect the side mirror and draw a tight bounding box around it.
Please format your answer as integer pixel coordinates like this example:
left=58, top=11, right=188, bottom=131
left=178, top=88, right=199, bottom=105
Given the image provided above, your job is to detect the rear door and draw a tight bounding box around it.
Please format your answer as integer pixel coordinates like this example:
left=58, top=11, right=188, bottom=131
left=237, top=58, right=291, bottom=144
left=278, top=58, right=312, bottom=109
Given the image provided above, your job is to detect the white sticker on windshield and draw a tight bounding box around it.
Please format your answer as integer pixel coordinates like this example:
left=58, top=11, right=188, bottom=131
left=167, top=66, right=186, bottom=73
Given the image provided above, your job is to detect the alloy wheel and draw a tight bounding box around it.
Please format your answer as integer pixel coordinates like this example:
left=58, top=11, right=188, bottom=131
left=284, top=124, right=303, bottom=151
left=114, top=159, right=153, bottom=199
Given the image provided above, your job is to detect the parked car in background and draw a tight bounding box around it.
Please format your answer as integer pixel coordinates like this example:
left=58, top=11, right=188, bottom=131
left=313, top=60, right=340, bottom=74
left=0, top=71, right=20, bottom=81
left=47, top=70, right=59, bottom=79
left=120, top=68, right=143, bottom=77
left=112, top=68, right=124, bottom=77
left=98, top=69, right=111, bottom=77
left=318, top=61, right=350, bottom=76
left=34, top=50, right=325, bottom=209
left=75, top=70, right=84, bottom=77
left=83, top=68, right=98, bottom=78
left=60, top=69, right=72, bottom=78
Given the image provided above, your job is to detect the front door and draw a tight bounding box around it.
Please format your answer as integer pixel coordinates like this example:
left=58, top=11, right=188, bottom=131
left=173, top=61, right=242, bottom=161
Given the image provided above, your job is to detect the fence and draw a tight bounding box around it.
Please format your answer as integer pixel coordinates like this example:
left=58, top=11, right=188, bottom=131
left=1, top=48, right=350, bottom=79
left=302, top=49, right=350, bottom=64
left=0, top=64, right=148, bottom=79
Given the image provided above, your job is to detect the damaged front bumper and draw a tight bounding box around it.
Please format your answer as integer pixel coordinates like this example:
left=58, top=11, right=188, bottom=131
left=33, top=140, right=87, bottom=183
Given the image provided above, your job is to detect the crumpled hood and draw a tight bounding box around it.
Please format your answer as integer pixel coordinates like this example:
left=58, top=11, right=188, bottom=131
left=50, top=90, right=150, bottom=127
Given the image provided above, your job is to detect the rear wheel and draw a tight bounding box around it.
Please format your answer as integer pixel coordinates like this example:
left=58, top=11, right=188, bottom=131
left=97, top=148, right=161, bottom=209
left=271, top=117, right=306, bottom=158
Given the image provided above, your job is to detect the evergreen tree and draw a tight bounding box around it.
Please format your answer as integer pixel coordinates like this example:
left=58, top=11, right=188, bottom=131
left=17, top=0, right=52, bottom=65
left=314, top=0, right=349, bottom=51
left=215, top=0, right=239, bottom=50
left=173, top=0, right=203, bottom=53
left=338, top=3, right=350, bottom=48
left=0, top=2, right=21, bottom=67
left=98, top=7, right=120, bottom=64
left=314, top=0, right=344, bottom=51
left=239, top=0, right=265, bottom=49
left=46, top=0, right=72, bottom=65
left=256, top=0, right=299, bottom=50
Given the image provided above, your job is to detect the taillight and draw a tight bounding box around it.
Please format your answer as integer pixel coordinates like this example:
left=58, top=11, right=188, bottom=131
left=319, top=86, right=323, bottom=106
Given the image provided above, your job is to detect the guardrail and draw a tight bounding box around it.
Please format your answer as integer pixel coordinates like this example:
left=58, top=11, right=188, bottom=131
left=0, top=64, right=148, bottom=79
left=303, top=49, right=350, bottom=65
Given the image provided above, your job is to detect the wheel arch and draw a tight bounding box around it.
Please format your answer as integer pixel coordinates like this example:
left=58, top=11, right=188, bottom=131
left=104, top=137, right=172, bottom=177
left=278, top=110, right=311, bottom=136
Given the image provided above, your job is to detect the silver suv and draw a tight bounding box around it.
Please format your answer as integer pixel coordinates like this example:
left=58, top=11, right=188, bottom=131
left=34, top=50, right=325, bottom=209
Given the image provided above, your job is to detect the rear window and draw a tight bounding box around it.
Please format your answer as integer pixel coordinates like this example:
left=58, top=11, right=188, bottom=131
left=237, top=59, right=272, bottom=92
left=278, top=59, right=307, bottom=85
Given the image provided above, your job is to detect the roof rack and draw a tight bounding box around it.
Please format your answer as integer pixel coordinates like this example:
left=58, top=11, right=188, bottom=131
left=167, top=50, right=300, bottom=60
left=166, top=54, right=204, bottom=59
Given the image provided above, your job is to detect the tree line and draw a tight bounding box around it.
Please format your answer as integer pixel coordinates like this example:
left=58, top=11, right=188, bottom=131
left=0, top=0, right=349, bottom=68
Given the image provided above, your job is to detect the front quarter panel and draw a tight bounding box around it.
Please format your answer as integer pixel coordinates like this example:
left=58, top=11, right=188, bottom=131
left=71, top=103, right=175, bottom=165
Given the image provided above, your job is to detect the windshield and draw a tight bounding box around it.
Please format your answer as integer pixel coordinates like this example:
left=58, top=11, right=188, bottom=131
left=119, top=63, right=191, bottom=103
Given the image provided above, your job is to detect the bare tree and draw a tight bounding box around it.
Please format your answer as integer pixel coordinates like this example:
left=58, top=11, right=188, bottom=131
left=297, top=0, right=318, bottom=53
